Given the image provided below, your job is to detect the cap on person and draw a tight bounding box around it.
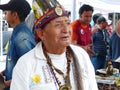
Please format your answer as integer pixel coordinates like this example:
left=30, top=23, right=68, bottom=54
left=97, top=16, right=107, bottom=24
left=32, top=0, right=70, bottom=30
left=93, top=13, right=102, bottom=24
left=107, top=19, right=112, bottom=25
left=0, top=0, right=31, bottom=19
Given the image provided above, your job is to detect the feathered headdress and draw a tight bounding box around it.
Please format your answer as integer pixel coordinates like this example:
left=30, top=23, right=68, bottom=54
left=32, top=0, right=69, bottom=30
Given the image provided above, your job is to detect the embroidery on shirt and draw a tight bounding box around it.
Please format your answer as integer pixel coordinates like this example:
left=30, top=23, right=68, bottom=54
left=42, top=65, right=52, bottom=83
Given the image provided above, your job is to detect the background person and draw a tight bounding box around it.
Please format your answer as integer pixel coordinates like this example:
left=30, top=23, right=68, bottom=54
left=10, top=0, right=98, bottom=90
left=92, top=13, right=102, bottom=26
left=106, top=19, right=113, bottom=35
left=0, top=0, right=36, bottom=90
left=91, top=16, right=109, bottom=71
left=108, top=20, right=120, bottom=64
left=108, top=20, right=120, bottom=70
left=71, top=4, right=94, bottom=55
left=92, top=13, right=102, bottom=34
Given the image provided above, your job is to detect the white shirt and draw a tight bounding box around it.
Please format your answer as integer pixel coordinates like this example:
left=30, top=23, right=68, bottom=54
left=10, top=42, right=98, bottom=90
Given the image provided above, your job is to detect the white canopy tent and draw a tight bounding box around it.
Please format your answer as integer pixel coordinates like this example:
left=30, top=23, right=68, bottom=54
left=80, top=0, right=120, bottom=13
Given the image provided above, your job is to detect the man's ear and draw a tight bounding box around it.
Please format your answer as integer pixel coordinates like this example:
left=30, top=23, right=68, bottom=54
left=13, top=11, right=18, bottom=18
left=36, top=28, right=44, bottom=40
left=12, top=11, right=19, bottom=21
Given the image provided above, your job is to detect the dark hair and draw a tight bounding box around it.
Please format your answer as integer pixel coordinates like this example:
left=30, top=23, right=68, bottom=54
left=97, top=16, right=106, bottom=24
left=79, top=4, right=94, bottom=14
left=0, top=0, right=31, bottom=22
left=93, top=13, right=102, bottom=24
left=10, top=10, right=28, bottom=22
left=17, top=11, right=29, bottom=22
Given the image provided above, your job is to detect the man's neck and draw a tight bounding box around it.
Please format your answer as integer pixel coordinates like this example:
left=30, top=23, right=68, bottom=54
left=79, top=20, right=88, bottom=28
left=10, top=20, right=21, bottom=28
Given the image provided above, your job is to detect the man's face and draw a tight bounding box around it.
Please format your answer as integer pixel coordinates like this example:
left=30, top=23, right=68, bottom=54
left=103, top=22, right=107, bottom=29
left=80, top=11, right=93, bottom=25
left=4, top=10, right=15, bottom=26
left=39, top=16, right=72, bottom=49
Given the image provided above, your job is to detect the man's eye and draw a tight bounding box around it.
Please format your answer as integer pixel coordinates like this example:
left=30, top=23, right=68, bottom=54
left=67, top=21, right=71, bottom=25
left=65, top=21, right=70, bottom=26
left=54, top=23, right=61, bottom=27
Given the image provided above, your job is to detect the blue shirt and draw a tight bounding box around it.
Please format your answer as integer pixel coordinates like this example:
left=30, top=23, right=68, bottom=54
left=108, top=32, right=120, bottom=61
left=92, top=29, right=108, bottom=56
left=5, top=22, right=36, bottom=81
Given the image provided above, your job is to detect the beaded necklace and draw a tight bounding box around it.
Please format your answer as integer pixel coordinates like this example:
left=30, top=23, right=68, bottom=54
left=42, top=44, right=71, bottom=90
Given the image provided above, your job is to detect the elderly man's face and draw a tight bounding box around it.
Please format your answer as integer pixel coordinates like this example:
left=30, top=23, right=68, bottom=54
left=41, top=16, right=72, bottom=49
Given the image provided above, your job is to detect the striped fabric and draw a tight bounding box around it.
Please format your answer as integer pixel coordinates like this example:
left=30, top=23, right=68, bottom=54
left=34, top=7, right=69, bottom=30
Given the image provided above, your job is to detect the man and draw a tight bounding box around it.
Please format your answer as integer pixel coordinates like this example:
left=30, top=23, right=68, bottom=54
left=71, top=4, right=94, bottom=55
left=108, top=20, right=120, bottom=69
left=0, top=0, right=36, bottom=90
left=10, top=0, right=98, bottom=90
left=92, top=13, right=102, bottom=26
left=91, top=16, right=109, bottom=71
left=92, top=13, right=102, bottom=34
left=108, top=20, right=120, bottom=62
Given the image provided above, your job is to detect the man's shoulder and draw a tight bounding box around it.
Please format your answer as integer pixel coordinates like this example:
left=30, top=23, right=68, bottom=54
left=70, top=44, right=86, bottom=53
left=18, top=47, right=35, bottom=62
left=15, top=24, right=34, bottom=38
left=71, top=20, right=80, bottom=26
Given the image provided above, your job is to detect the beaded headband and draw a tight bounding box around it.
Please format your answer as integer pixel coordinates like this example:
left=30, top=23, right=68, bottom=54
left=32, top=0, right=69, bottom=30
